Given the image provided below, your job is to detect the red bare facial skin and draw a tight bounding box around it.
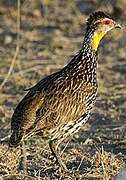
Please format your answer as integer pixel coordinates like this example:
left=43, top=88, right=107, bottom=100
left=95, top=18, right=122, bottom=29
left=102, top=18, right=120, bottom=28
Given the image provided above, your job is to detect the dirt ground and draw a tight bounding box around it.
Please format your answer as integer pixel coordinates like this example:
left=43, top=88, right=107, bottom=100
left=0, top=0, right=126, bottom=179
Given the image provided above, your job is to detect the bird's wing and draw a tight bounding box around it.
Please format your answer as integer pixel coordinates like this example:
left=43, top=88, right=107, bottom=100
left=11, top=72, right=57, bottom=128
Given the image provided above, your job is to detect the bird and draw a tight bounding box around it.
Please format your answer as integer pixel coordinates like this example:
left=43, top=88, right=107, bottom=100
left=9, top=11, right=121, bottom=170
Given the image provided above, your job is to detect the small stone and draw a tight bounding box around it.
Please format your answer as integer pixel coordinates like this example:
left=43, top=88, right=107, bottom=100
left=4, top=35, right=13, bottom=45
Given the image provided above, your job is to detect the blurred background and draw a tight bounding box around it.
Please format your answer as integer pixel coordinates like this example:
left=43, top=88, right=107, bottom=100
left=0, top=0, right=126, bottom=179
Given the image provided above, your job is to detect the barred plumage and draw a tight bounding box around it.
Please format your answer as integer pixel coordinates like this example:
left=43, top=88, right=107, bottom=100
left=9, top=11, right=121, bottom=170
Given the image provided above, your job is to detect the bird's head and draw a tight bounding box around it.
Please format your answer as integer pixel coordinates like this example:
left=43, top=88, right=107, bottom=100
left=85, top=11, right=121, bottom=51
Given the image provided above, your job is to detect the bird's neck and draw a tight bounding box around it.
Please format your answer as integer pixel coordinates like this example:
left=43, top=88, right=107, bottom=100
left=63, top=29, right=105, bottom=85
left=83, top=29, right=105, bottom=52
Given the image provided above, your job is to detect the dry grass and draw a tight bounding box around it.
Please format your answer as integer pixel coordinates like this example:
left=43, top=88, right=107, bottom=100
left=85, top=146, right=124, bottom=179
left=0, top=0, right=126, bottom=179
left=0, top=144, right=20, bottom=175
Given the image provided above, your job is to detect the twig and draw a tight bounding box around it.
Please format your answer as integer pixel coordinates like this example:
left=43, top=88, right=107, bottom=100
left=77, top=155, right=84, bottom=171
left=0, top=134, right=10, bottom=142
left=0, top=0, right=21, bottom=90
left=60, top=141, right=69, bottom=155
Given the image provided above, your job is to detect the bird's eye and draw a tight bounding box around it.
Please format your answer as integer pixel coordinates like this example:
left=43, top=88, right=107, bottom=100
left=104, top=20, right=110, bottom=25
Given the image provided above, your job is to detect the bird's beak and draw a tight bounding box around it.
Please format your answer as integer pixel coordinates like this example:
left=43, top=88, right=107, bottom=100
left=114, top=22, right=122, bottom=29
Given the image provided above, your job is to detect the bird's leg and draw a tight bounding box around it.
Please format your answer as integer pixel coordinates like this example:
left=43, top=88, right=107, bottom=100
left=49, top=140, right=68, bottom=171
left=20, top=140, right=27, bottom=174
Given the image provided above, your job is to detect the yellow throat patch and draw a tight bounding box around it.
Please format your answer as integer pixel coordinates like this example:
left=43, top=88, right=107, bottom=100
left=91, top=31, right=106, bottom=51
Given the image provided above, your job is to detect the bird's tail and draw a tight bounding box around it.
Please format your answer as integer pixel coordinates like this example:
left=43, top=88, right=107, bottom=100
left=9, top=129, right=24, bottom=147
